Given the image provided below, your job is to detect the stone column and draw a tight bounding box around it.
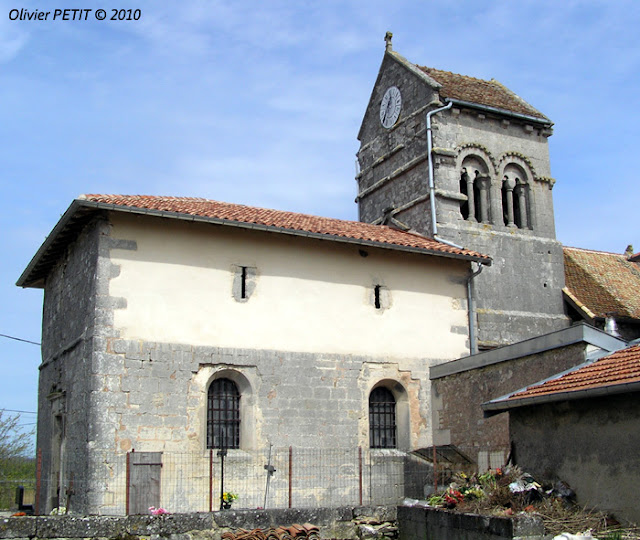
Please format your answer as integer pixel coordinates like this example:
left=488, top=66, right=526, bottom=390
left=515, top=181, right=528, bottom=229
left=462, top=169, right=476, bottom=222
left=477, top=175, right=491, bottom=224
left=503, top=175, right=516, bottom=227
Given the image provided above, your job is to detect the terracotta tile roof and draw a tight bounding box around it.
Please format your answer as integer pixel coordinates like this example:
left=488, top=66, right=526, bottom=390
left=563, top=246, right=640, bottom=320
left=80, top=194, right=489, bottom=261
left=417, top=66, right=548, bottom=120
left=507, top=344, right=640, bottom=401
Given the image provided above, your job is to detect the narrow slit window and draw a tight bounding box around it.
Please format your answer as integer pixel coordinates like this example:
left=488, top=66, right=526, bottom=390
left=241, top=266, right=247, bottom=299
left=233, top=265, right=255, bottom=302
left=374, top=285, right=381, bottom=309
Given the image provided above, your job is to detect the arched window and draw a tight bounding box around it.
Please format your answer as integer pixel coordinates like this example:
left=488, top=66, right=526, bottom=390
left=207, top=378, right=240, bottom=449
left=459, top=157, right=491, bottom=224
left=369, top=387, right=396, bottom=449
left=501, top=164, right=530, bottom=229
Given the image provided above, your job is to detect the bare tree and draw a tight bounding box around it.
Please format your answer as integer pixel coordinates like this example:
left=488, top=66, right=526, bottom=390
left=0, top=411, right=33, bottom=478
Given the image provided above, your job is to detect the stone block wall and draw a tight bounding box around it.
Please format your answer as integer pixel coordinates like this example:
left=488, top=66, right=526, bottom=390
left=0, top=506, right=397, bottom=540
left=430, top=342, right=589, bottom=470
left=356, top=51, right=568, bottom=348
left=37, top=216, right=107, bottom=514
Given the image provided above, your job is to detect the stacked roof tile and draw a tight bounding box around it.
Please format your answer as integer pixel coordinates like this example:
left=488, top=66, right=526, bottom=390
left=507, top=344, right=640, bottom=401
left=221, top=523, right=319, bottom=540
left=417, top=66, right=548, bottom=120
left=563, top=246, right=640, bottom=320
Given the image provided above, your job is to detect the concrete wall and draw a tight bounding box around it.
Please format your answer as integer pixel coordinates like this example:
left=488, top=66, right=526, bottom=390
left=356, top=51, right=568, bottom=347
left=509, top=393, right=640, bottom=525
left=397, top=506, right=544, bottom=540
left=430, top=342, right=589, bottom=470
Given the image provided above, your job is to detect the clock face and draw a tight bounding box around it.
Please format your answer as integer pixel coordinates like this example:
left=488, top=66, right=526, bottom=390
left=380, top=86, right=402, bottom=128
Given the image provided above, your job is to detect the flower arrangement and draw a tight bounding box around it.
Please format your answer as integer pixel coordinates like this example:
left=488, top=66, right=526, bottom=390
left=149, top=506, right=169, bottom=515
left=443, top=488, right=464, bottom=507
left=222, top=491, right=238, bottom=503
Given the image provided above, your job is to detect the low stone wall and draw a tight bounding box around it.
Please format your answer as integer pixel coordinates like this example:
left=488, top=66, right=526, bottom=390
left=397, top=506, right=545, bottom=540
left=0, top=506, right=396, bottom=540
left=1, top=506, right=547, bottom=540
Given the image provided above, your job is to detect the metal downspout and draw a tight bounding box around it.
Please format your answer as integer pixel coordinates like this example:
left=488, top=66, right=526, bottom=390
left=467, top=262, right=483, bottom=355
left=426, top=102, right=459, bottom=248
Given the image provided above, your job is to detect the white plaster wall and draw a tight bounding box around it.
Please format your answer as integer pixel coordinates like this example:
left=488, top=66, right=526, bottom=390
left=108, top=213, right=470, bottom=360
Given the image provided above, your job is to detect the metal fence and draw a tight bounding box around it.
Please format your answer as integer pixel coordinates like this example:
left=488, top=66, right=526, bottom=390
left=40, top=447, right=434, bottom=515
left=0, top=480, right=36, bottom=511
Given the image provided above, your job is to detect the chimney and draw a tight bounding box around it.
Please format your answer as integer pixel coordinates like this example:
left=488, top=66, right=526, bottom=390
left=625, top=244, right=634, bottom=259
left=604, top=315, right=621, bottom=338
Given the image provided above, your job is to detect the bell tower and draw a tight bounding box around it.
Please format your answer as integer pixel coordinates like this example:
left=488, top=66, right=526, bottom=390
left=356, top=34, right=568, bottom=348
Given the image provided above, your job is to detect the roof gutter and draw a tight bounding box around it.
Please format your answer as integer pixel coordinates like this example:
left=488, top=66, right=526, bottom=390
left=444, top=98, right=552, bottom=126
left=467, top=262, right=484, bottom=355
left=482, top=380, right=640, bottom=417
left=426, top=101, right=462, bottom=249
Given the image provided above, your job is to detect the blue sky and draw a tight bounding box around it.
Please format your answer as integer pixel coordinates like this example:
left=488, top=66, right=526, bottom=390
left=1, top=1, right=639, bottom=436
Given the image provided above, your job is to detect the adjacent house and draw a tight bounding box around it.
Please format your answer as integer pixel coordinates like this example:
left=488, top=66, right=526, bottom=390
left=17, top=194, right=490, bottom=514
left=429, top=322, right=626, bottom=470
left=563, top=245, right=640, bottom=340
left=482, top=343, right=640, bottom=525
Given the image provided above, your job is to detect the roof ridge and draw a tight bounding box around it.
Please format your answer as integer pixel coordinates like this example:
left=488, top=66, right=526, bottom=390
left=81, top=193, right=386, bottom=228
left=563, top=245, right=627, bottom=257
left=418, top=65, right=494, bottom=85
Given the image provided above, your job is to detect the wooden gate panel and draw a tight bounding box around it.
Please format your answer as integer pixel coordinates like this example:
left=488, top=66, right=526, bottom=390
left=128, top=452, right=162, bottom=514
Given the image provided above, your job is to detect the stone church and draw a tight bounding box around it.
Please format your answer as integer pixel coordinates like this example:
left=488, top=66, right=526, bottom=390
left=357, top=33, right=568, bottom=349
left=19, top=35, right=579, bottom=515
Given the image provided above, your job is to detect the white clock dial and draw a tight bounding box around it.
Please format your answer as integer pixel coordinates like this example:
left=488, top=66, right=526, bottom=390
left=380, top=86, right=402, bottom=128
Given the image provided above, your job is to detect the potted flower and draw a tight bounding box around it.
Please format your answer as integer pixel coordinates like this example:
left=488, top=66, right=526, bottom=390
left=222, top=491, right=238, bottom=509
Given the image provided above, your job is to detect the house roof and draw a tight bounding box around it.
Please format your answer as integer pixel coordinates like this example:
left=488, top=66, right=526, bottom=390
left=17, top=194, right=491, bottom=288
left=563, top=246, right=640, bottom=321
left=483, top=343, right=640, bottom=414
left=430, top=322, right=626, bottom=381
left=417, top=65, right=549, bottom=121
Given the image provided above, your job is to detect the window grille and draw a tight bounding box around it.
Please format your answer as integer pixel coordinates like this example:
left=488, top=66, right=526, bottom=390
left=207, top=378, right=240, bottom=449
left=369, top=387, right=396, bottom=449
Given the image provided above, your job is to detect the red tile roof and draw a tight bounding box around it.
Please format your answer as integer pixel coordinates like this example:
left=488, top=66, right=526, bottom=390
left=563, top=246, right=640, bottom=320
left=18, top=195, right=491, bottom=288
left=507, top=344, right=640, bottom=401
left=81, top=194, right=489, bottom=261
left=418, top=66, right=548, bottom=120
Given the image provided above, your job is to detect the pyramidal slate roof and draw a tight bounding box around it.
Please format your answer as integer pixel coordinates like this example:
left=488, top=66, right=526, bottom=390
left=563, top=246, right=640, bottom=321
left=18, top=194, right=491, bottom=288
